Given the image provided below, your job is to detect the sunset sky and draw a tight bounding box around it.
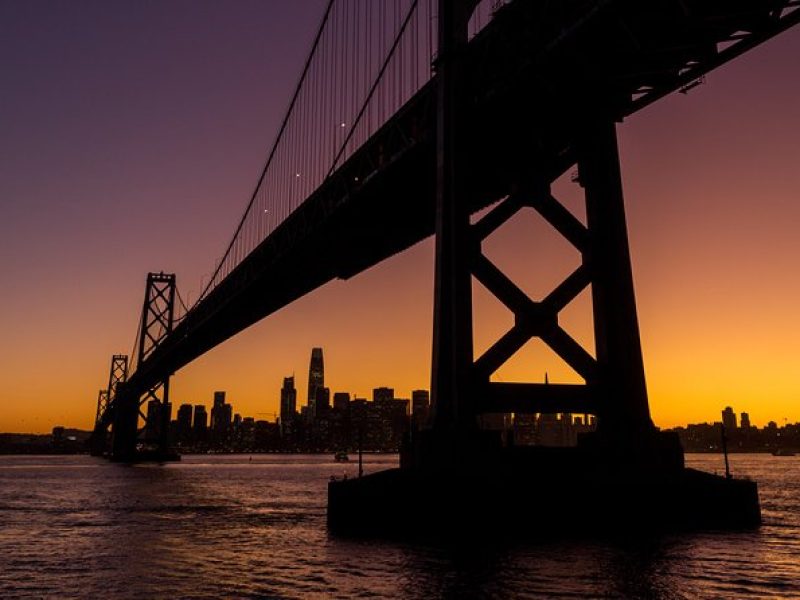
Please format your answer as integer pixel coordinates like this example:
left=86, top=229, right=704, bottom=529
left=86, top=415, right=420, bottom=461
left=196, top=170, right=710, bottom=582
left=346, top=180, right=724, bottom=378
left=1, top=1, right=799, bottom=433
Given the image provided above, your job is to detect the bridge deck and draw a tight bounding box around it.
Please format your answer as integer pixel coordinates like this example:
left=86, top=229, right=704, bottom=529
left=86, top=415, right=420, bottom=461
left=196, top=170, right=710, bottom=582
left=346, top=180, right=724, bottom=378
left=123, top=0, right=799, bottom=397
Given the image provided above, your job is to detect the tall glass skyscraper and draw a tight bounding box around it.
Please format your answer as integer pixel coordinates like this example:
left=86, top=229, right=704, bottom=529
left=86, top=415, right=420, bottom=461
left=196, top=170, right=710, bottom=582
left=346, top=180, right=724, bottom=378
left=280, top=376, right=297, bottom=422
left=307, top=347, right=324, bottom=418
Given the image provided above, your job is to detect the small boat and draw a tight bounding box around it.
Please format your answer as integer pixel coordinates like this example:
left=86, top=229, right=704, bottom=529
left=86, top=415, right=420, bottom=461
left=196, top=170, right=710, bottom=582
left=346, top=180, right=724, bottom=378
left=772, top=449, right=796, bottom=456
left=334, top=451, right=349, bottom=462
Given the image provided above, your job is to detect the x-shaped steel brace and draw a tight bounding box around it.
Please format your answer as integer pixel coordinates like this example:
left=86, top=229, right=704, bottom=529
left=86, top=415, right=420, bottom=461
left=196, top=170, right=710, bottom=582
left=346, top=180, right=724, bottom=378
left=469, top=184, right=598, bottom=387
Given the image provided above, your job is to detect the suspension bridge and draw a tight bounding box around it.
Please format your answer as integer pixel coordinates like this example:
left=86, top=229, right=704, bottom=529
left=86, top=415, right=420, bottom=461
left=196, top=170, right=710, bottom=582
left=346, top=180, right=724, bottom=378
left=89, top=0, right=798, bottom=533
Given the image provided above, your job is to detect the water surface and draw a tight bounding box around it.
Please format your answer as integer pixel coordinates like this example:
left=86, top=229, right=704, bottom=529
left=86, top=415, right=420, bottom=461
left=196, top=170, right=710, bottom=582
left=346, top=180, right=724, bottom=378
left=1, top=453, right=797, bottom=598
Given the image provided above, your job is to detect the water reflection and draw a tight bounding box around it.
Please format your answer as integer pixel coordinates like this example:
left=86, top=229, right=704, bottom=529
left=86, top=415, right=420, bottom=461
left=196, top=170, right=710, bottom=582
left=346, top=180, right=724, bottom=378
left=1, top=454, right=798, bottom=599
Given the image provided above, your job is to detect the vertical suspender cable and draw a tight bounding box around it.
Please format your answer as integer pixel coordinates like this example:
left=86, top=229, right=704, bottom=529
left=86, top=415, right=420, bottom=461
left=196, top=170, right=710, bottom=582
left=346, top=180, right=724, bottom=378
left=328, top=0, right=420, bottom=176
left=194, top=0, right=336, bottom=307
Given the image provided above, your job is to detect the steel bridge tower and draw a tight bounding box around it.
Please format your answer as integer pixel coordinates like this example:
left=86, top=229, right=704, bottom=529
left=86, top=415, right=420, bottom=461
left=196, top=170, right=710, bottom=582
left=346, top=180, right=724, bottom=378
left=89, top=354, right=128, bottom=456
left=422, top=0, right=678, bottom=471
left=111, top=272, right=177, bottom=462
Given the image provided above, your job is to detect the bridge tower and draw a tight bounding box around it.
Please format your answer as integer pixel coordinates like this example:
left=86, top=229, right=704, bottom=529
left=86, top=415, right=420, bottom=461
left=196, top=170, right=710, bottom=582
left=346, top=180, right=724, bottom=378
left=428, top=0, right=482, bottom=464
left=426, top=0, right=677, bottom=470
left=89, top=390, right=110, bottom=456
left=111, top=272, right=176, bottom=461
left=89, top=354, right=128, bottom=456
left=94, top=389, right=110, bottom=425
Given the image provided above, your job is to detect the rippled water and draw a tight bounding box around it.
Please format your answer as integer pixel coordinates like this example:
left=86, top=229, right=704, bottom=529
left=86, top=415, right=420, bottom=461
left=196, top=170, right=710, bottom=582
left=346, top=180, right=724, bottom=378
left=0, top=453, right=797, bottom=598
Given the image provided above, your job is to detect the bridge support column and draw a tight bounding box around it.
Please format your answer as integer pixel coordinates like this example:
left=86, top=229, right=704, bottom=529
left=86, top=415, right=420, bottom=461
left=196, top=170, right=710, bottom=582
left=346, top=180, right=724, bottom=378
left=578, top=119, right=654, bottom=445
left=428, top=0, right=482, bottom=468
left=111, top=384, right=139, bottom=462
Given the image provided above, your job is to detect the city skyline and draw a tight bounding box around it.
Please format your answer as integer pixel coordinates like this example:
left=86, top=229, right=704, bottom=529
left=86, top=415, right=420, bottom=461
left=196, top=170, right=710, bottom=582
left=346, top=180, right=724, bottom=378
left=10, top=363, right=798, bottom=436
left=1, top=1, right=800, bottom=433
left=6, top=346, right=800, bottom=439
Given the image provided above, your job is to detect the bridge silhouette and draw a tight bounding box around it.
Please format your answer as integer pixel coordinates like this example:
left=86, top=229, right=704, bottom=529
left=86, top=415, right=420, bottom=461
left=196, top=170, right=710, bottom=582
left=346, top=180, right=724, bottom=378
left=91, top=0, right=797, bottom=532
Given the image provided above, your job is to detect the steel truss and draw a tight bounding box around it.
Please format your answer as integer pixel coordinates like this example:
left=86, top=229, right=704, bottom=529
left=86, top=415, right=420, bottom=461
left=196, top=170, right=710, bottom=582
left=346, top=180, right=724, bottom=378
left=90, top=354, right=129, bottom=456
left=431, top=120, right=656, bottom=452
left=428, top=1, right=655, bottom=462
left=470, top=120, right=652, bottom=435
left=111, top=273, right=176, bottom=461
left=94, top=389, right=109, bottom=426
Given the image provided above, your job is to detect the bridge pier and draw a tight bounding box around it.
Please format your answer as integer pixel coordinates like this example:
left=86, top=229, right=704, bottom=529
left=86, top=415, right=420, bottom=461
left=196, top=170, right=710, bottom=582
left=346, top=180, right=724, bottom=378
left=579, top=118, right=653, bottom=445
left=111, top=383, right=140, bottom=462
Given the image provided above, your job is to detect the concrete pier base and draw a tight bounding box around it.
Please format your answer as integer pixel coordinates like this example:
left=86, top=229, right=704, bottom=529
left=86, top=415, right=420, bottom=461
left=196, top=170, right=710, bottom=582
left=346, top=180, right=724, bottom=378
left=328, top=446, right=760, bottom=539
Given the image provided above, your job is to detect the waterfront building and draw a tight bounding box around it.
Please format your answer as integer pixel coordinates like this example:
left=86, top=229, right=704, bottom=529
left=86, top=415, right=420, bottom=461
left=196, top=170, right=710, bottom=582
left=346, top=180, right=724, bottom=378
left=367, top=388, right=407, bottom=450
left=176, top=403, right=193, bottom=444
left=373, top=387, right=394, bottom=403
left=232, top=413, right=242, bottom=445
left=193, top=405, right=208, bottom=443
left=535, top=413, right=556, bottom=445
left=722, top=406, right=738, bottom=431
left=385, top=398, right=410, bottom=449
left=210, top=391, right=232, bottom=447
left=254, top=420, right=280, bottom=449
left=280, top=376, right=298, bottom=440
left=349, top=398, right=369, bottom=448
left=740, top=412, right=752, bottom=430
left=316, top=386, right=331, bottom=414
left=280, top=376, right=297, bottom=429
left=330, top=393, right=351, bottom=450
left=332, top=392, right=350, bottom=412
left=307, top=348, right=324, bottom=419
left=513, top=413, right=537, bottom=445
left=411, top=390, right=430, bottom=427
left=144, top=399, right=161, bottom=443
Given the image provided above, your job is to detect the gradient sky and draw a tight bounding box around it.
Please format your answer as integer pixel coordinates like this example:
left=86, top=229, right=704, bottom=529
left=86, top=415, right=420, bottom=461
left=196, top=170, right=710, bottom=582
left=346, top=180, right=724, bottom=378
left=1, top=1, right=799, bottom=433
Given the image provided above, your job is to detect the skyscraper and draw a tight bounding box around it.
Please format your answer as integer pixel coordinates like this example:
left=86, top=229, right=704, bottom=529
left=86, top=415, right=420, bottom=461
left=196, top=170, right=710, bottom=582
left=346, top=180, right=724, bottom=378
left=332, top=392, right=351, bottom=412
left=280, top=376, right=297, bottom=426
left=307, top=347, right=324, bottom=419
left=411, top=390, right=430, bottom=426
left=722, top=406, right=737, bottom=431
left=144, top=399, right=161, bottom=442
left=316, top=386, right=331, bottom=414
left=373, top=387, right=394, bottom=403
left=193, top=405, right=208, bottom=443
left=210, top=391, right=232, bottom=446
left=176, top=403, right=193, bottom=444
left=740, top=411, right=751, bottom=430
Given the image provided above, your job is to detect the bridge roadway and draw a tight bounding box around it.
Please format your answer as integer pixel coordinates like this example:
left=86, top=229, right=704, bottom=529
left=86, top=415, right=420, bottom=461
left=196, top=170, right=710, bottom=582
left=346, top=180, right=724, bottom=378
left=120, top=0, right=799, bottom=402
